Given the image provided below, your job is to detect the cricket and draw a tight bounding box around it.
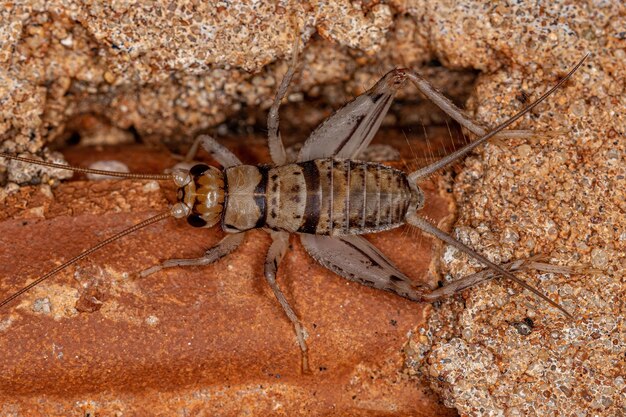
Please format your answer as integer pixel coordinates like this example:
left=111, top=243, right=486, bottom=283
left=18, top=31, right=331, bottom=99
left=0, top=41, right=587, bottom=372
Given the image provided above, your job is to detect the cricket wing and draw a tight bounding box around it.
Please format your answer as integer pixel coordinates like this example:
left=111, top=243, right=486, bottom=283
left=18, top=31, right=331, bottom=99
left=300, top=234, right=424, bottom=301
left=297, top=70, right=400, bottom=162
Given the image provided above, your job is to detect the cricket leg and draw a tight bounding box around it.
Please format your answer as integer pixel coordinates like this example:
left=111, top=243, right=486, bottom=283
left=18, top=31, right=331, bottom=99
left=263, top=230, right=310, bottom=373
left=422, top=257, right=583, bottom=301
left=405, top=70, right=537, bottom=140
left=300, top=234, right=427, bottom=301
left=296, top=67, right=534, bottom=163
left=169, top=133, right=243, bottom=172
left=197, top=134, right=242, bottom=169
left=182, top=135, right=204, bottom=162
left=407, top=56, right=586, bottom=182
left=406, top=213, right=572, bottom=318
left=139, top=232, right=245, bottom=277
left=267, top=24, right=300, bottom=165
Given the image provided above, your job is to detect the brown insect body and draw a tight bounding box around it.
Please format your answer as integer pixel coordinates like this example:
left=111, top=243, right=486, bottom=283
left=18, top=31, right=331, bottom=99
left=185, top=159, right=420, bottom=236
left=0, top=50, right=587, bottom=372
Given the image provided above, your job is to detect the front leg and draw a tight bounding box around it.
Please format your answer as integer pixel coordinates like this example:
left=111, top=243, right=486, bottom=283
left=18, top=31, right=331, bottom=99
left=170, top=134, right=242, bottom=171
left=263, top=231, right=310, bottom=373
left=198, top=135, right=242, bottom=169
left=140, top=232, right=245, bottom=277
left=267, top=25, right=300, bottom=166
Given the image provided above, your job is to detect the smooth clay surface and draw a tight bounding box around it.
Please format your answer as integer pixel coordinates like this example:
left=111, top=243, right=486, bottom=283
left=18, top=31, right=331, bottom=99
left=1, top=1, right=625, bottom=416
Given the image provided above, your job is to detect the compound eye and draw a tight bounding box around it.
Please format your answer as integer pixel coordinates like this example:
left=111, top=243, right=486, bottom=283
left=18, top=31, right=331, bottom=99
left=190, top=163, right=210, bottom=177
left=187, top=214, right=208, bottom=228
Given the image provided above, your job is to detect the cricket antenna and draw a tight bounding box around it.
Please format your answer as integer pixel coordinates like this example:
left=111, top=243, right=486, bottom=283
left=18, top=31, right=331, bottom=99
left=0, top=210, right=173, bottom=310
left=0, top=152, right=173, bottom=181
left=408, top=53, right=589, bottom=182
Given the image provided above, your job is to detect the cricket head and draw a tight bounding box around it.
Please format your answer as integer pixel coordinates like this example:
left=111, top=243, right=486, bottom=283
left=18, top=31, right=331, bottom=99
left=171, top=163, right=225, bottom=228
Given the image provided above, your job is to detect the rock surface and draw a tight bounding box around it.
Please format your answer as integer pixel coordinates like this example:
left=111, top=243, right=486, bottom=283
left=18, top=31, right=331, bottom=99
left=404, top=2, right=626, bottom=417
left=1, top=1, right=625, bottom=416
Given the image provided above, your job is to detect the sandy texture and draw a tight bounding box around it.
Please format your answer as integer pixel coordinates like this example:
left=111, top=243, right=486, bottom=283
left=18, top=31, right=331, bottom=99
left=1, top=1, right=624, bottom=416
left=403, top=2, right=625, bottom=416
left=0, top=1, right=472, bottom=174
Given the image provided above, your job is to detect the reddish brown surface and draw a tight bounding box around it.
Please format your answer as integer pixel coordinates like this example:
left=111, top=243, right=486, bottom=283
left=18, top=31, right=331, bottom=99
left=0, top=140, right=457, bottom=416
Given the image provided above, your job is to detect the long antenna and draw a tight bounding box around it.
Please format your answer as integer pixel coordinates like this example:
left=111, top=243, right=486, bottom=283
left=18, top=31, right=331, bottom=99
left=0, top=152, right=173, bottom=181
left=409, top=53, right=589, bottom=182
left=0, top=210, right=172, bottom=310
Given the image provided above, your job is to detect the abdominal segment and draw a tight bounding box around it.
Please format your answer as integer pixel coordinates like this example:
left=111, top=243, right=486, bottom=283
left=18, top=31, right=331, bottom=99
left=222, top=159, right=416, bottom=235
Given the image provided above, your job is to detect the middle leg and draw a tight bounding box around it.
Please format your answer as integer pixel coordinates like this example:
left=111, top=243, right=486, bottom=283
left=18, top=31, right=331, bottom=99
left=263, top=230, right=310, bottom=373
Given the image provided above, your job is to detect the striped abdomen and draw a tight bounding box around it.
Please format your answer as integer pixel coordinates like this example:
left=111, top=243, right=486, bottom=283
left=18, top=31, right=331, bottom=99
left=221, top=159, right=421, bottom=236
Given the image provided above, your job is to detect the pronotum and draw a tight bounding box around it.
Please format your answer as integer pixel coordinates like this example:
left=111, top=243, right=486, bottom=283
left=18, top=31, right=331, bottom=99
left=0, top=46, right=587, bottom=372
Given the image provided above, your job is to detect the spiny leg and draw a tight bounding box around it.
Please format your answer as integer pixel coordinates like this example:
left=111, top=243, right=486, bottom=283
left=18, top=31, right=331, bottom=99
left=296, top=68, right=535, bottom=163
left=170, top=134, right=242, bottom=171
left=423, top=259, right=529, bottom=301
left=407, top=55, right=587, bottom=182
left=300, top=234, right=427, bottom=301
left=267, top=25, right=300, bottom=165
left=264, top=231, right=310, bottom=373
left=406, top=213, right=572, bottom=318
left=140, top=232, right=245, bottom=278
left=183, top=135, right=204, bottom=163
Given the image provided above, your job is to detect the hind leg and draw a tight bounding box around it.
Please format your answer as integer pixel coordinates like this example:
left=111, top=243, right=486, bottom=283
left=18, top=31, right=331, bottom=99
left=422, top=257, right=581, bottom=301
left=406, top=213, right=571, bottom=317
left=405, top=70, right=537, bottom=140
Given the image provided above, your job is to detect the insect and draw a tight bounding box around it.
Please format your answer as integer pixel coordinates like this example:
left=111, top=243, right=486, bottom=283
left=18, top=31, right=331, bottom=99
left=0, top=46, right=587, bottom=372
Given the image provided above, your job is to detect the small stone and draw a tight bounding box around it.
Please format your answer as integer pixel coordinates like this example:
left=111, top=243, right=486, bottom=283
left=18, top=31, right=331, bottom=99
left=32, top=298, right=52, bottom=314
left=27, top=206, right=45, bottom=218
left=60, top=35, right=73, bottom=47
left=143, top=181, right=160, bottom=192
left=104, top=71, right=116, bottom=84
left=590, top=248, right=609, bottom=269
left=86, top=160, right=130, bottom=181
left=145, top=315, right=160, bottom=327
left=502, top=228, right=519, bottom=244
left=516, top=144, right=533, bottom=158
left=39, top=184, right=54, bottom=199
